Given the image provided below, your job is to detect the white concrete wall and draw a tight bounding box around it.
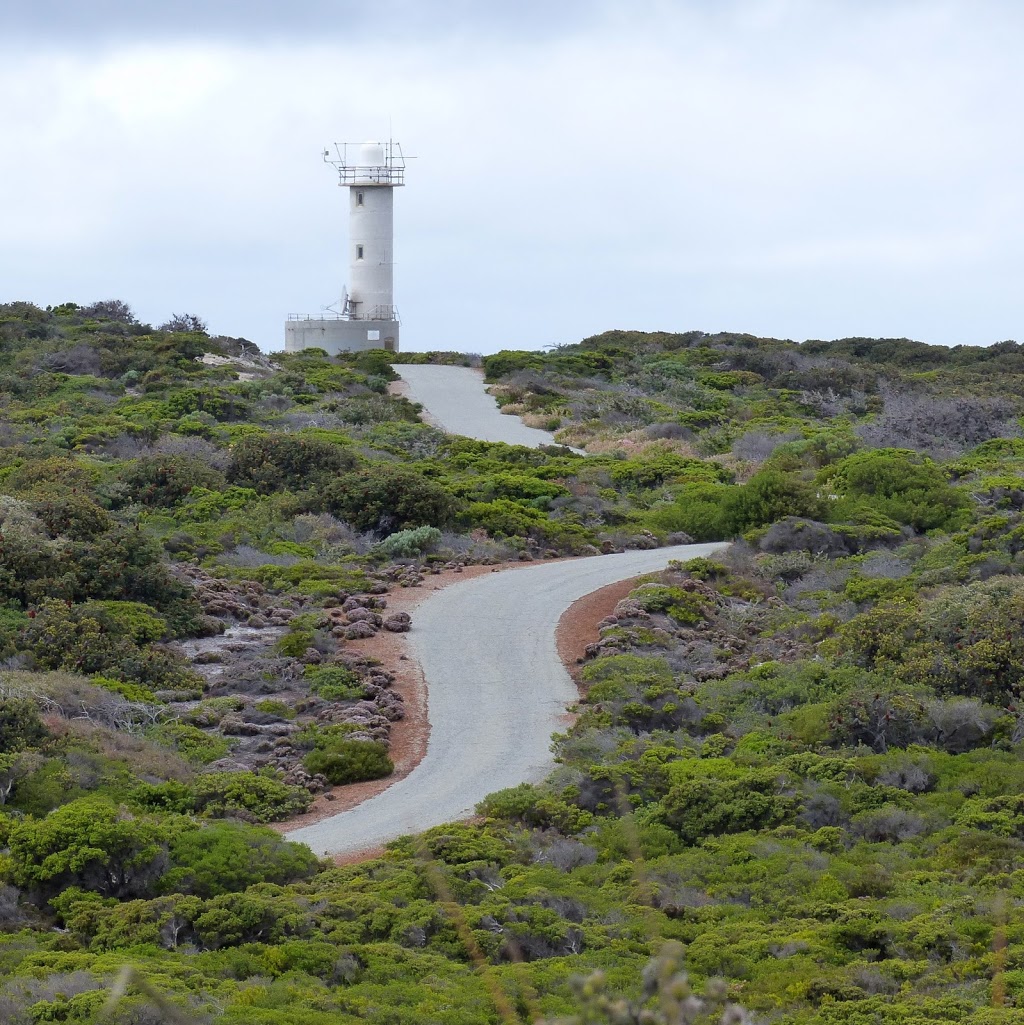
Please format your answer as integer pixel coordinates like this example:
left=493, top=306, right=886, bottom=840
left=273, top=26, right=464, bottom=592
left=348, top=185, right=394, bottom=318
left=284, top=318, right=399, bottom=355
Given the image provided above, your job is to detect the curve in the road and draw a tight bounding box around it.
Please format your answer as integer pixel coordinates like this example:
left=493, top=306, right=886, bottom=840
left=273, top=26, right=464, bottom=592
left=286, top=542, right=728, bottom=856
left=396, top=364, right=566, bottom=449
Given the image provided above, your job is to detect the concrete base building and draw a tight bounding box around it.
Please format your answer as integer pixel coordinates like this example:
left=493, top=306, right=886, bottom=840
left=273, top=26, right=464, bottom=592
left=285, top=140, right=405, bottom=354
left=284, top=316, right=398, bottom=354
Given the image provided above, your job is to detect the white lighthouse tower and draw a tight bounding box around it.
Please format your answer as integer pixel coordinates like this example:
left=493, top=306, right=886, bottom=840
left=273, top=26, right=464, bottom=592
left=285, top=139, right=405, bottom=354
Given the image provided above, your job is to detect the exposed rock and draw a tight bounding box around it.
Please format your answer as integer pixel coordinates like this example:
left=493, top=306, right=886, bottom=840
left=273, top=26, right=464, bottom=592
left=612, top=598, right=649, bottom=619
left=345, top=621, right=378, bottom=640
left=666, top=531, right=694, bottom=545
left=626, top=530, right=659, bottom=550
left=346, top=608, right=382, bottom=626
left=383, top=612, right=412, bottom=633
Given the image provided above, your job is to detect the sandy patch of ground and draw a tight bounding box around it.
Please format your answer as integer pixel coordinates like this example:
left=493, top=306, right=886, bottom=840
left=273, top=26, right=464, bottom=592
left=556, top=575, right=643, bottom=689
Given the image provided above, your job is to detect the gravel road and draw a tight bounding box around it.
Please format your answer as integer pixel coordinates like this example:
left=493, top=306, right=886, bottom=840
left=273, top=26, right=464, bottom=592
left=286, top=542, right=728, bottom=856
left=396, top=364, right=563, bottom=448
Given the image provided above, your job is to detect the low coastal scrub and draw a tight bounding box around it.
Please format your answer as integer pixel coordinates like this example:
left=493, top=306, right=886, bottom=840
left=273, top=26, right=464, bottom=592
left=0, top=305, right=1021, bottom=1020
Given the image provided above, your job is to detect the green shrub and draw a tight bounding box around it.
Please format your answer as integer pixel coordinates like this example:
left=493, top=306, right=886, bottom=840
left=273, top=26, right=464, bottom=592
left=826, top=448, right=971, bottom=531
left=632, top=584, right=712, bottom=625
left=482, top=350, right=545, bottom=380
left=833, top=577, right=1024, bottom=701
left=32, top=493, right=113, bottom=541
left=228, top=433, right=357, bottom=493
left=22, top=599, right=199, bottom=690
left=324, top=465, right=458, bottom=535
left=654, top=762, right=794, bottom=843
left=160, top=821, right=319, bottom=897
left=148, top=723, right=232, bottom=765
left=134, top=772, right=311, bottom=822
left=0, top=696, right=49, bottom=753
left=254, top=699, right=296, bottom=719
left=121, top=454, right=227, bottom=507
left=79, top=600, right=167, bottom=643
left=476, top=783, right=593, bottom=833
left=304, top=665, right=366, bottom=701
left=275, top=613, right=321, bottom=657
left=371, top=525, right=442, bottom=558
left=303, top=740, right=393, bottom=784
left=724, top=468, right=826, bottom=533
left=645, top=482, right=730, bottom=540
left=464, top=498, right=547, bottom=538
left=4, top=796, right=170, bottom=899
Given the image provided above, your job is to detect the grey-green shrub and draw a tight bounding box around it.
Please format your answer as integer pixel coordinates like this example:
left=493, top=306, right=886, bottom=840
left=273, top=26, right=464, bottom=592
left=371, top=525, right=442, bottom=558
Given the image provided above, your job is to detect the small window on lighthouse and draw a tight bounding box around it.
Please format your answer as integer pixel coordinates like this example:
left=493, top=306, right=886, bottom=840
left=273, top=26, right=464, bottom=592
left=356, top=192, right=364, bottom=206
left=356, top=245, right=364, bottom=260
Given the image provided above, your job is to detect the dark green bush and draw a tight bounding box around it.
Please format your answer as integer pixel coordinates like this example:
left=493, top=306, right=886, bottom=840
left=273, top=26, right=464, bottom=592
left=0, top=697, right=49, bottom=753
left=121, top=454, right=227, bottom=507
left=655, top=764, right=794, bottom=843
left=228, top=432, right=358, bottom=494
left=323, top=465, right=459, bottom=535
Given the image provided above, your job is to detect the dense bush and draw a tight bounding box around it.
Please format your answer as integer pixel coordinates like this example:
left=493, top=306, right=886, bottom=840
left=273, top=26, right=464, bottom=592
left=655, top=762, right=795, bottom=842
left=121, top=454, right=227, bottom=507
left=834, top=576, right=1024, bottom=700
left=22, top=599, right=195, bottom=689
left=324, top=465, right=459, bottom=535
left=228, top=432, right=358, bottom=493
left=0, top=697, right=49, bottom=752
left=161, top=821, right=319, bottom=896
left=371, top=525, right=441, bottom=558
left=304, top=739, right=393, bottom=784
left=132, top=772, right=311, bottom=822
left=5, top=797, right=171, bottom=899
left=826, top=448, right=971, bottom=531
left=304, top=664, right=367, bottom=700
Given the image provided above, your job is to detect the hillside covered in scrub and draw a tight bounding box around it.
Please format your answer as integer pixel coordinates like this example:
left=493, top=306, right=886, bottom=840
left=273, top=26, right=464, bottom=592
left=0, top=300, right=1023, bottom=1022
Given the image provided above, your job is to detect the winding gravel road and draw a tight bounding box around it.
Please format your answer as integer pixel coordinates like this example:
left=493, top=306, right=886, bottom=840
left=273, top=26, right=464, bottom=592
left=286, top=542, right=727, bottom=856
left=396, top=364, right=563, bottom=448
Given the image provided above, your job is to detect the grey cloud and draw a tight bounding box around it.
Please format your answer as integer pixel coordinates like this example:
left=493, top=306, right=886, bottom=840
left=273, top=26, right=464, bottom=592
left=2, top=0, right=607, bottom=42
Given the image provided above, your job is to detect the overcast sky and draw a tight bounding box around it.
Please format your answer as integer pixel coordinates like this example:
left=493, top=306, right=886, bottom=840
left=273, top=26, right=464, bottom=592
left=2, top=1, right=1023, bottom=352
